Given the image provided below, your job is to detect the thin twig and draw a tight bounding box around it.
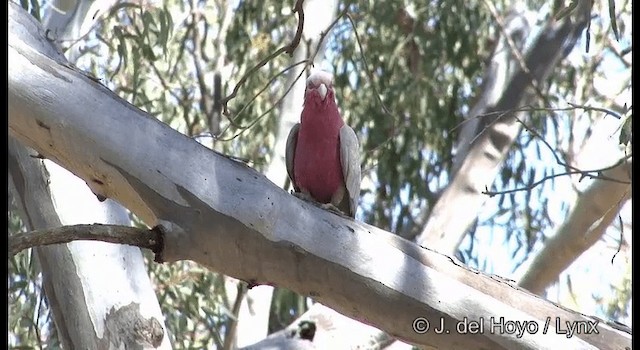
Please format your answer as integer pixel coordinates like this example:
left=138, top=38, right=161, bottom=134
left=220, top=0, right=306, bottom=115
left=189, top=0, right=214, bottom=132
left=287, top=0, right=305, bottom=55
left=344, top=12, right=400, bottom=157
left=610, top=213, right=624, bottom=264
left=481, top=113, right=633, bottom=197
left=482, top=155, right=632, bottom=196
left=466, top=108, right=514, bottom=147
left=514, top=115, right=583, bottom=174
left=217, top=60, right=310, bottom=133
left=450, top=103, right=626, bottom=133
left=216, top=6, right=350, bottom=140
left=567, top=102, right=623, bottom=119
left=345, top=13, right=392, bottom=117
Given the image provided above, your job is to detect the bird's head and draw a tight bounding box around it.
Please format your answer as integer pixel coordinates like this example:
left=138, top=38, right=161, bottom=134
left=304, top=69, right=335, bottom=105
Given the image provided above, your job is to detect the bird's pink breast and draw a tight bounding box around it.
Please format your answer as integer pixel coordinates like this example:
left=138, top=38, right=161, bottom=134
left=294, top=99, right=345, bottom=204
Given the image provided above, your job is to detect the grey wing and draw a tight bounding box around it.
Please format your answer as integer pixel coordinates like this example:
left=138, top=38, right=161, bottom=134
left=285, top=123, right=300, bottom=191
left=339, top=124, right=362, bottom=217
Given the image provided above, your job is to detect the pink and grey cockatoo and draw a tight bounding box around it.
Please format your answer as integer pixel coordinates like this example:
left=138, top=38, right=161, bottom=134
left=285, top=70, right=361, bottom=218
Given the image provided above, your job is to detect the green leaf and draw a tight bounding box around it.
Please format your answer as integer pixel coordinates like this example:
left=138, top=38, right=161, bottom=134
left=143, top=10, right=157, bottom=33
left=109, top=1, right=141, bottom=15
left=158, top=9, right=170, bottom=55
left=608, top=0, right=620, bottom=41
left=19, top=0, right=29, bottom=12
left=554, top=0, right=579, bottom=21
left=143, top=45, right=157, bottom=61
left=618, top=112, right=632, bottom=146
left=29, top=0, right=41, bottom=21
left=113, top=26, right=128, bottom=76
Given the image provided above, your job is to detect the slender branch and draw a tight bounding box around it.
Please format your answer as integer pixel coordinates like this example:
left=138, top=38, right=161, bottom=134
left=514, top=115, right=583, bottom=173
left=512, top=113, right=631, bottom=181
left=345, top=13, right=392, bottom=118
left=286, top=0, right=305, bottom=56
left=35, top=289, right=45, bottom=350
left=216, top=60, right=309, bottom=135
left=189, top=0, right=215, bottom=132
left=216, top=6, right=350, bottom=141
left=9, top=224, right=163, bottom=257
left=482, top=155, right=632, bottom=196
left=567, top=102, right=623, bottom=119
left=610, top=213, right=625, bottom=264
left=308, top=6, right=349, bottom=63
left=220, top=0, right=306, bottom=115
left=344, top=12, right=399, bottom=158
left=449, top=103, right=626, bottom=134
left=222, top=282, right=248, bottom=350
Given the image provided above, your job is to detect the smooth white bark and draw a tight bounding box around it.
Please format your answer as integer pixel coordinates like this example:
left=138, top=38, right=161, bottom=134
left=9, top=3, right=172, bottom=349
left=518, top=158, right=631, bottom=294
left=42, top=0, right=120, bottom=62
left=8, top=3, right=631, bottom=348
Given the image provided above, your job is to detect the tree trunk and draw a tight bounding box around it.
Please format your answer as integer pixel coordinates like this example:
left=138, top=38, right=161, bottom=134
left=9, top=138, right=171, bottom=349
left=9, top=3, right=172, bottom=349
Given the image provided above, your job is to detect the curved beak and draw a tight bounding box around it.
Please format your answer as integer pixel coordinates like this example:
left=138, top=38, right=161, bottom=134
left=317, top=83, right=328, bottom=100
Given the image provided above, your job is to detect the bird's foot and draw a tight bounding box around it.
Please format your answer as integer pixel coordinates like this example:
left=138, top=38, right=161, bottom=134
left=291, top=191, right=349, bottom=217
left=320, top=203, right=349, bottom=218
left=292, top=191, right=316, bottom=202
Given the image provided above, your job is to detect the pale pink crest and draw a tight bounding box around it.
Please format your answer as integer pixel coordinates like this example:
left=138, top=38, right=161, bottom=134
left=306, top=69, right=334, bottom=101
left=306, top=69, right=333, bottom=87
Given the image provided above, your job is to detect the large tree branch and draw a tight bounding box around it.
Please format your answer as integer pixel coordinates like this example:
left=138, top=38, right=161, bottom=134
left=518, top=159, right=632, bottom=294
left=8, top=224, right=162, bottom=257
left=8, top=3, right=631, bottom=349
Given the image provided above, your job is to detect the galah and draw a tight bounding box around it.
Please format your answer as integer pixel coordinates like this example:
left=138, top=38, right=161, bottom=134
left=285, top=70, right=361, bottom=218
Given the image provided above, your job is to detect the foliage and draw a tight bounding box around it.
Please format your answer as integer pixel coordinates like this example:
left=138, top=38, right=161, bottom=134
left=8, top=204, right=59, bottom=349
left=331, top=0, right=495, bottom=233
left=147, top=255, right=227, bottom=349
